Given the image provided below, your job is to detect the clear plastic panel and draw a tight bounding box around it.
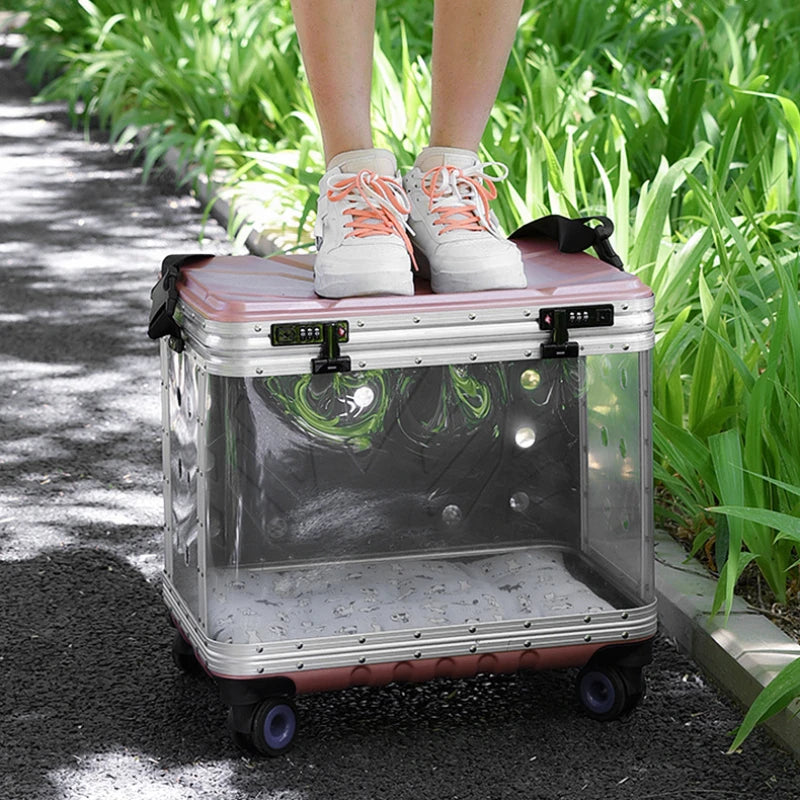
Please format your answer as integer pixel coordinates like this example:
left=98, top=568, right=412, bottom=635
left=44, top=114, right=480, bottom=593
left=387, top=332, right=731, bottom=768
left=167, top=350, right=201, bottom=616
left=205, top=362, right=583, bottom=566
left=200, top=357, right=649, bottom=643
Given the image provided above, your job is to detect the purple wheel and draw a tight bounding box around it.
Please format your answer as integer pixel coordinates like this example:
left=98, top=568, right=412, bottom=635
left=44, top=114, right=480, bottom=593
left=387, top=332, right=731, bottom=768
left=576, top=665, right=628, bottom=721
left=252, top=698, right=297, bottom=756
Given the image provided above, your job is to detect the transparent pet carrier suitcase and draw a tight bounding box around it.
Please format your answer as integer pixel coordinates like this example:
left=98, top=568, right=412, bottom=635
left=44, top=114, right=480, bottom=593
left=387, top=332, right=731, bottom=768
left=149, top=224, right=656, bottom=755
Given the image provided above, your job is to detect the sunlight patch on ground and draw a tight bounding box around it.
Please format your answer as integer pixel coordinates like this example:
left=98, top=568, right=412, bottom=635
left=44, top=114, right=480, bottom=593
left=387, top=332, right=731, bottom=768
left=46, top=751, right=256, bottom=800
left=0, top=486, right=161, bottom=560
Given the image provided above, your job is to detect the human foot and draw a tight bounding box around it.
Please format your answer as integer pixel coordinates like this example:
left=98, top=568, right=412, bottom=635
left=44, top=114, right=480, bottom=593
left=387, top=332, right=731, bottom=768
left=403, top=147, right=526, bottom=293
left=313, top=148, right=415, bottom=298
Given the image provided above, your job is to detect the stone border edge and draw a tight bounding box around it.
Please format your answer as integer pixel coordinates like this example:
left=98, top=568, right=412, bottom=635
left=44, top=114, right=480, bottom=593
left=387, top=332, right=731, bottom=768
left=655, top=530, right=800, bottom=761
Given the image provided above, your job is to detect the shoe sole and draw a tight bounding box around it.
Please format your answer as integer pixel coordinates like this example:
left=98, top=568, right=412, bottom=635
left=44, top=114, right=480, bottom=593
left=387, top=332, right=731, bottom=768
left=413, top=247, right=527, bottom=294
left=314, top=270, right=414, bottom=298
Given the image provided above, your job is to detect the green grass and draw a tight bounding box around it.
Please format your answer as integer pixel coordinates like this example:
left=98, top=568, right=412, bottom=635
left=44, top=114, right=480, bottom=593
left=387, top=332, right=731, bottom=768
left=8, top=0, right=800, bottom=745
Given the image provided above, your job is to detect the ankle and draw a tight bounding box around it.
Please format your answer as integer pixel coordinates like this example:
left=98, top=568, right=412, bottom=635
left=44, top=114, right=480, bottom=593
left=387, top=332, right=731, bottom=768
left=413, top=146, right=481, bottom=172
left=326, top=148, right=398, bottom=176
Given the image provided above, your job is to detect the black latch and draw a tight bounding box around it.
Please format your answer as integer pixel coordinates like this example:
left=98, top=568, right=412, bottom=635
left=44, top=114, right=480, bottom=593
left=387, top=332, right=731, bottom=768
left=539, top=305, right=614, bottom=330
left=311, top=323, right=351, bottom=373
left=271, top=320, right=349, bottom=347
left=148, top=253, right=213, bottom=352
left=539, top=304, right=614, bottom=359
left=541, top=308, right=579, bottom=359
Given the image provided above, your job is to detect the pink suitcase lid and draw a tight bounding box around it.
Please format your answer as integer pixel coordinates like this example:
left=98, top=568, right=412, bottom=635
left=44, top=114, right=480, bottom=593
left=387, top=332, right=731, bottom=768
left=176, top=238, right=652, bottom=323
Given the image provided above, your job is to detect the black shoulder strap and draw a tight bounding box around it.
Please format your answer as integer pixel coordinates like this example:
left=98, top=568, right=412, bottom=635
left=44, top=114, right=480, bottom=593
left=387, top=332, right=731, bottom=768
left=510, top=215, right=624, bottom=270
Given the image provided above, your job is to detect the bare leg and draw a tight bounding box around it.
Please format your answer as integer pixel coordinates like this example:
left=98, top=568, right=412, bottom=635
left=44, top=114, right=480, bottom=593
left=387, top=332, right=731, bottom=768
left=430, top=0, right=524, bottom=151
left=291, top=0, right=376, bottom=164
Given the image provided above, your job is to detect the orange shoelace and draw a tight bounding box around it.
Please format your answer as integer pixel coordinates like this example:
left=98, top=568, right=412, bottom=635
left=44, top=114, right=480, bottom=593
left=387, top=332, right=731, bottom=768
left=326, top=170, right=417, bottom=269
left=420, top=164, right=506, bottom=236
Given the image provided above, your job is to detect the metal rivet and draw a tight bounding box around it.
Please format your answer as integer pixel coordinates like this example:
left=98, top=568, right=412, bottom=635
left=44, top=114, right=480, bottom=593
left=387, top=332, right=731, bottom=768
left=254, top=324, right=262, bottom=332
left=584, top=615, right=592, bottom=624
left=523, top=309, right=531, bottom=317
left=256, top=367, right=263, bottom=374
left=622, top=632, right=630, bottom=640
left=621, top=612, right=629, bottom=620
left=359, top=637, right=366, bottom=644
left=524, top=350, right=532, bottom=358
left=413, top=631, right=421, bottom=639
left=468, top=312, right=476, bottom=320
left=358, top=657, right=366, bottom=664
left=412, top=316, right=420, bottom=324
left=469, top=353, right=477, bottom=361
left=584, top=634, right=592, bottom=642
left=257, top=646, right=264, bottom=653
left=257, top=667, right=264, bottom=674
left=523, top=621, right=531, bottom=629
left=297, top=662, right=304, bottom=670
left=622, top=303, right=629, bottom=311
left=296, top=642, right=304, bottom=650
left=414, top=651, right=421, bottom=659
left=469, top=644, right=478, bottom=653
left=524, top=640, right=531, bottom=648
left=357, top=320, right=365, bottom=327
left=358, top=361, right=366, bottom=368
left=623, top=344, right=630, bottom=351
left=468, top=626, right=477, bottom=634
left=414, top=357, right=422, bottom=365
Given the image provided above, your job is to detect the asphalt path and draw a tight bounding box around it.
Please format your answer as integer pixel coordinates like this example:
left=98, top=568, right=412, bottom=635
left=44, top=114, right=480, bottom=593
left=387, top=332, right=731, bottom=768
left=2, top=41, right=800, bottom=800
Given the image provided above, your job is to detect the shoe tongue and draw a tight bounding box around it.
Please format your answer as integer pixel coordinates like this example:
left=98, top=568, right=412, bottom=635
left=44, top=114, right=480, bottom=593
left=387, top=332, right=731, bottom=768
left=328, top=148, right=397, bottom=177
left=414, top=147, right=480, bottom=172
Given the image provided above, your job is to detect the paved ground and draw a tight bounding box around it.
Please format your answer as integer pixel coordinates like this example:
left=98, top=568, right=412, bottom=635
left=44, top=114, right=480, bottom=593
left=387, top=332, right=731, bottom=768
left=2, top=41, right=800, bottom=800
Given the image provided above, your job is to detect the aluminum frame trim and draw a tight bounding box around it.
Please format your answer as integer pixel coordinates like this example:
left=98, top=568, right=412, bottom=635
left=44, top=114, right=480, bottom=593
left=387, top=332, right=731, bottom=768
left=164, top=579, right=657, bottom=679
left=189, top=338, right=655, bottom=377
left=578, top=357, right=589, bottom=555
left=180, top=296, right=655, bottom=338
left=176, top=296, right=655, bottom=376
left=639, top=349, right=655, bottom=601
left=160, top=340, right=174, bottom=580
left=195, top=364, right=209, bottom=634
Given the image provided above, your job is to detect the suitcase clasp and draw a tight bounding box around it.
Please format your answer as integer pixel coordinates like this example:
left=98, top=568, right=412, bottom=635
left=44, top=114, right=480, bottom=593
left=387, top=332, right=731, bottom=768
left=540, top=308, right=579, bottom=359
left=311, top=323, right=351, bottom=374
left=538, top=304, right=615, bottom=358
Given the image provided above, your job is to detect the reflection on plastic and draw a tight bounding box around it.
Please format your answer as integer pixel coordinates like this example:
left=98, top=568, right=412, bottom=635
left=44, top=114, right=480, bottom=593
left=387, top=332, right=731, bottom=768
left=514, top=426, right=536, bottom=449
left=203, top=361, right=586, bottom=568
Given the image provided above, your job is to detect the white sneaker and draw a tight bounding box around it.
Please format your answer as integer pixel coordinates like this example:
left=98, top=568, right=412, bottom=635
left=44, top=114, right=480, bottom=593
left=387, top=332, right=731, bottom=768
left=403, top=147, right=526, bottom=293
left=313, top=148, right=414, bottom=298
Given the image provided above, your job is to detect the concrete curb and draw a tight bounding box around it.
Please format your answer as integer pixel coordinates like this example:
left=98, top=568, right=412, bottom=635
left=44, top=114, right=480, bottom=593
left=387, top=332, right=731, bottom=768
left=655, top=531, right=800, bottom=760
left=158, top=145, right=280, bottom=258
